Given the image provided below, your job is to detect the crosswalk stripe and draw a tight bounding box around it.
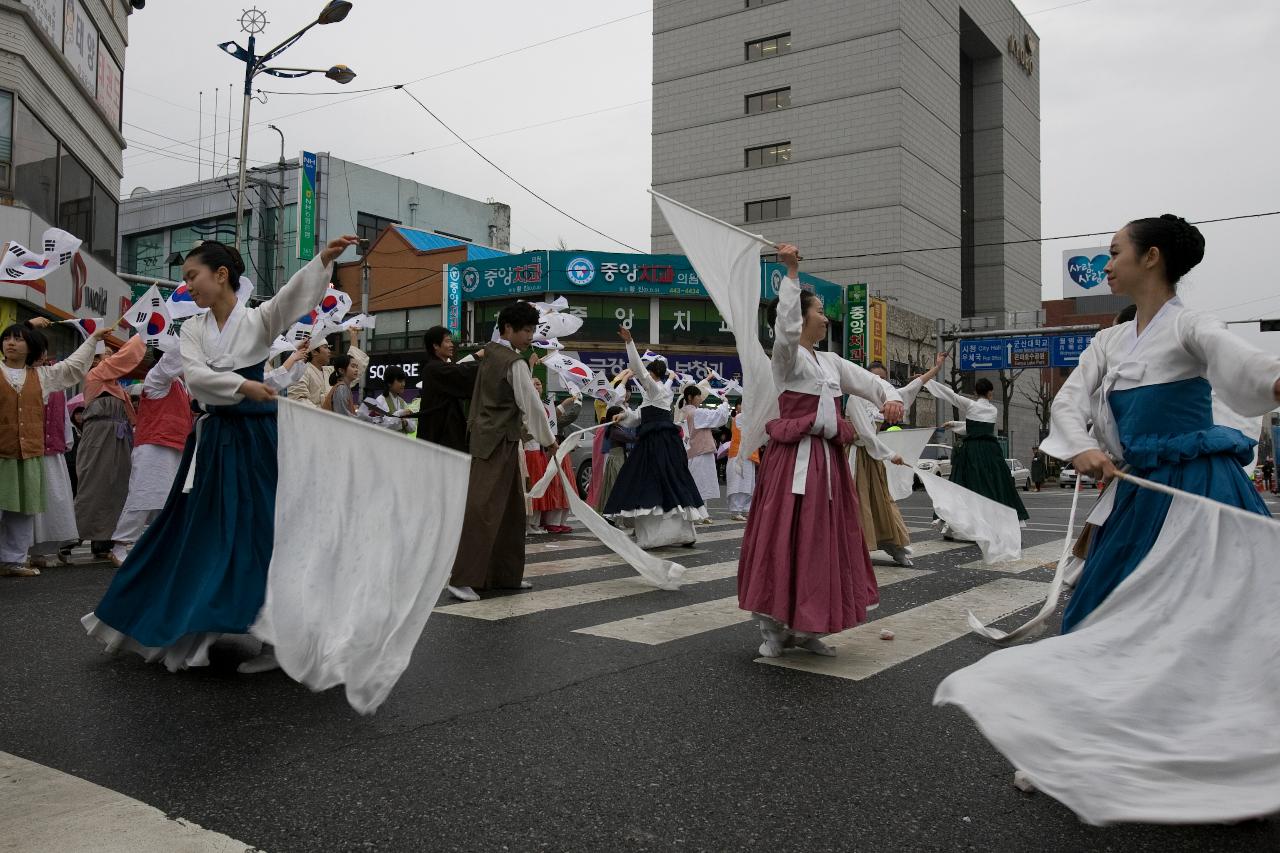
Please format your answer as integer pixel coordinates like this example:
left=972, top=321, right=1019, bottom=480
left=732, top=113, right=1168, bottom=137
left=525, top=548, right=707, bottom=578
left=871, top=538, right=970, bottom=563
left=961, top=539, right=1066, bottom=573
left=574, top=565, right=932, bottom=645
left=438, top=560, right=740, bottom=621
left=757, top=577, right=1049, bottom=680
left=0, top=751, right=252, bottom=851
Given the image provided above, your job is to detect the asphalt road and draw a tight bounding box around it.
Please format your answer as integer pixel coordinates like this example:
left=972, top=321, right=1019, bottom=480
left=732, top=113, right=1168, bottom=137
left=2, top=487, right=1278, bottom=852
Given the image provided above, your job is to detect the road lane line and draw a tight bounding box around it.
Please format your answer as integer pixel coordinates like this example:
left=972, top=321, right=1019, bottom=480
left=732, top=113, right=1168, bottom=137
left=574, top=565, right=932, bottom=645
left=757, top=578, right=1049, bottom=680
left=961, top=540, right=1066, bottom=573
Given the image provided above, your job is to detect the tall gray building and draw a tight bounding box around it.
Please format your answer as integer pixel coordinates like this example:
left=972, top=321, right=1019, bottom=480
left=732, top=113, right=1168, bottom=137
left=651, top=0, right=1041, bottom=324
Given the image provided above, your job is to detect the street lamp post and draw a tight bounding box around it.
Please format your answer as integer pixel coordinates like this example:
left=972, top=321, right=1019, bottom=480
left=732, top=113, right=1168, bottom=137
left=219, top=1, right=355, bottom=252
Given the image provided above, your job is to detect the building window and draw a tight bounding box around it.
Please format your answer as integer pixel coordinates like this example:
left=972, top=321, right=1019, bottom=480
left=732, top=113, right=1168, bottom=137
left=745, top=87, right=791, bottom=115
left=356, top=212, right=400, bottom=253
left=760, top=252, right=779, bottom=264
left=745, top=196, right=791, bottom=223
left=0, top=90, right=12, bottom=186
left=746, top=0, right=786, bottom=6
left=123, top=230, right=167, bottom=279
left=745, top=141, right=791, bottom=169
left=745, top=33, right=791, bottom=62
left=57, top=151, right=93, bottom=247
left=91, top=181, right=117, bottom=268
left=12, top=99, right=58, bottom=224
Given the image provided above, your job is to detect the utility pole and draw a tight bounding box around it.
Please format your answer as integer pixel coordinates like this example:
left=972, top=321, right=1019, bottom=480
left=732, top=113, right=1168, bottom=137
left=358, top=250, right=370, bottom=402
left=268, top=124, right=286, bottom=295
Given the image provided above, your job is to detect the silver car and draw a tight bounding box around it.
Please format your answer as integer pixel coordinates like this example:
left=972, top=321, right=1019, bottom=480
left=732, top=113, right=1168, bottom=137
left=916, top=444, right=953, bottom=481
left=1007, top=458, right=1031, bottom=491
left=1058, top=464, right=1096, bottom=489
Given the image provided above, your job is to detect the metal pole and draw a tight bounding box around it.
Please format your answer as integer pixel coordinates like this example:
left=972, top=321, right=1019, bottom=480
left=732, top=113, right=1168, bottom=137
left=269, top=125, right=286, bottom=294
left=358, top=254, right=370, bottom=400
left=233, top=35, right=256, bottom=252
left=935, top=317, right=945, bottom=428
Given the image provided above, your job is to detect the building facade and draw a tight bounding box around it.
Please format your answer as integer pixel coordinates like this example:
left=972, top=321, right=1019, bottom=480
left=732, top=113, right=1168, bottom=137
left=118, top=154, right=511, bottom=298
left=0, top=0, right=138, bottom=349
left=652, top=0, right=1042, bottom=456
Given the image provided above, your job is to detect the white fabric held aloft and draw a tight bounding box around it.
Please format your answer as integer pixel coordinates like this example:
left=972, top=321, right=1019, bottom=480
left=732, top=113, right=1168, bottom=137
left=935, top=486, right=1280, bottom=825
left=916, top=472, right=1021, bottom=563
left=253, top=400, right=471, bottom=715
left=870, top=428, right=933, bottom=502
left=651, top=191, right=776, bottom=465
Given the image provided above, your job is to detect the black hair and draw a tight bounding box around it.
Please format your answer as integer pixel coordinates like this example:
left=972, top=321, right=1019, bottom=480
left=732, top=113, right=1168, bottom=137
left=868, top=361, right=887, bottom=374
left=329, top=353, right=353, bottom=386
left=605, top=405, right=623, bottom=422
left=766, top=289, right=820, bottom=328
left=1126, top=214, right=1205, bottom=287
left=1114, top=303, right=1137, bottom=324
left=974, top=377, right=994, bottom=397
left=423, top=325, right=452, bottom=360
left=184, top=241, right=246, bottom=285
left=681, top=385, right=702, bottom=405
left=496, top=301, right=539, bottom=336
left=1, top=323, right=46, bottom=366
left=383, top=366, right=407, bottom=386
left=646, top=357, right=668, bottom=382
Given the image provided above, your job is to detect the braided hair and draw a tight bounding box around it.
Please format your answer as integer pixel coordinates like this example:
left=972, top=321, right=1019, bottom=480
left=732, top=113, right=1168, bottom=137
left=1126, top=214, right=1205, bottom=287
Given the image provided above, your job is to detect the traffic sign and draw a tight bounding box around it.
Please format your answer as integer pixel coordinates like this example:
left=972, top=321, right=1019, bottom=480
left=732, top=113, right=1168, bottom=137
left=958, top=333, right=1096, bottom=371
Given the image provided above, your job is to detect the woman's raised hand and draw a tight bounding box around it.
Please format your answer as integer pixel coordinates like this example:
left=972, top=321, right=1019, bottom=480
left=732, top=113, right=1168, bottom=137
left=319, top=235, right=360, bottom=266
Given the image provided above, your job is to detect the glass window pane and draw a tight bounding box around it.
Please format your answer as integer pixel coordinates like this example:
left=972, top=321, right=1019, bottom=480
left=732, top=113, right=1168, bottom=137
left=779, top=34, right=792, bottom=54
left=761, top=200, right=776, bottom=220
left=745, top=203, right=757, bottom=223
left=778, top=197, right=791, bottom=218
left=777, top=88, right=791, bottom=108
left=123, top=230, right=166, bottom=278
left=13, top=100, right=58, bottom=223
left=746, top=41, right=761, bottom=61
left=91, top=182, right=116, bottom=268
left=406, top=306, right=433, bottom=332
left=761, top=39, right=776, bottom=57
left=57, top=151, right=93, bottom=242
left=746, top=148, right=759, bottom=168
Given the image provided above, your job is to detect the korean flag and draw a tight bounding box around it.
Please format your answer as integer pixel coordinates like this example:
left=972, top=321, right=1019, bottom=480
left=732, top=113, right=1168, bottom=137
left=123, top=285, right=180, bottom=351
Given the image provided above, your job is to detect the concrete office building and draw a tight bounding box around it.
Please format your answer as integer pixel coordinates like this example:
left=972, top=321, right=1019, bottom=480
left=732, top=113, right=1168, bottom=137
left=652, top=0, right=1044, bottom=457
left=118, top=155, right=511, bottom=298
left=1, top=0, right=139, bottom=345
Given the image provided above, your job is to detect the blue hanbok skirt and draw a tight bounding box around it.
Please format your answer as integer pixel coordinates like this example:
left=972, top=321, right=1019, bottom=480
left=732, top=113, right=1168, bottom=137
left=90, top=365, right=278, bottom=648
left=1063, top=377, right=1270, bottom=631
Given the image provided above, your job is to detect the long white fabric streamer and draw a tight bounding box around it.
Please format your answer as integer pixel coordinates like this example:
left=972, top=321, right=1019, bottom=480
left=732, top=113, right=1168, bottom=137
left=871, top=428, right=934, bottom=502
left=915, top=472, right=1021, bottom=563
left=527, top=425, right=687, bottom=590
left=254, top=400, right=471, bottom=715
left=935, top=475, right=1280, bottom=825
left=650, top=191, right=777, bottom=466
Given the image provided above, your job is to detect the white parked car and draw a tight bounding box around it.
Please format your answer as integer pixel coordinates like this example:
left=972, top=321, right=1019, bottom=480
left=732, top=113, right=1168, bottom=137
left=1059, top=464, right=1096, bottom=489
left=1007, top=458, right=1031, bottom=491
left=916, top=444, right=953, bottom=482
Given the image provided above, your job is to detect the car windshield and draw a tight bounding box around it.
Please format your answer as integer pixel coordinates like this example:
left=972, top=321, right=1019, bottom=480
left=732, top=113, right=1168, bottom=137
left=1008, top=459, right=1022, bottom=469
left=921, top=446, right=949, bottom=460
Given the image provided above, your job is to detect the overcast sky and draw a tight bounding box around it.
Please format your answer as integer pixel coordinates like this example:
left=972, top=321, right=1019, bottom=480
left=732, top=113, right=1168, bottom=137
left=121, top=0, right=1280, bottom=353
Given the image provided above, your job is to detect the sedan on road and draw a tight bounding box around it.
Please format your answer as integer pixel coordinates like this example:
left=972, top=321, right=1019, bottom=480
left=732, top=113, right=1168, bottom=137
left=915, top=444, right=953, bottom=485
left=1007, top=458, right=1032, bottom=491
left=1059, top=464, right=1096, bottom=489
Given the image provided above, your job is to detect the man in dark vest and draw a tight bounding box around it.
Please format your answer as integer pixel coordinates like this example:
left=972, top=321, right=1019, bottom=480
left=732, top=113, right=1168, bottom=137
left=447, top=302, right=556, bottom=602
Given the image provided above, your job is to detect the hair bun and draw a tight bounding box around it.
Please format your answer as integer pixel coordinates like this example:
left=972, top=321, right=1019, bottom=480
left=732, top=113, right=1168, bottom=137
left=1126, top=214, right=1205, bottom=287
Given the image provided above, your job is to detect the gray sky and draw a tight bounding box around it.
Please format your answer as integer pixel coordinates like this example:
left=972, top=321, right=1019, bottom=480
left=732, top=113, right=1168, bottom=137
left=121, top=0, right=1280, bottom=354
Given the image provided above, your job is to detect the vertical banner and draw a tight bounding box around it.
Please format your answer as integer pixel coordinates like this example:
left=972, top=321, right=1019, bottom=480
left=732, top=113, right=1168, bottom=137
left=297, top=151, right=317, bottom=261
left=444, top=264, right=462, bottom=337
left=869, top=297, right=888, bottom=366
left=845, top=282, right=868, bottom=366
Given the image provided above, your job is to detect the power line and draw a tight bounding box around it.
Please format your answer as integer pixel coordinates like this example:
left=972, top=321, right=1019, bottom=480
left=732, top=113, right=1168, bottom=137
left=397, top=86, right=642, bottom=253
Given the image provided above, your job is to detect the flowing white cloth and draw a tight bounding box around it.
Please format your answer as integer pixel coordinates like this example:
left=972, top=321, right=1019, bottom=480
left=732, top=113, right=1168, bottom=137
left=252, top=400, right=471, bottom=715
left=935, top=478, right=1280, bottom=825
left=916, top=472, right=1020, bottom=563
left=874, top=428, right=933, bottom=502
left=32, top=454, right=76, bottom=544
left=528, top=425, right=687, bottom=589
left=651, top=191, right=776, bottom=465
left=119, top=444, right=182, bottom=514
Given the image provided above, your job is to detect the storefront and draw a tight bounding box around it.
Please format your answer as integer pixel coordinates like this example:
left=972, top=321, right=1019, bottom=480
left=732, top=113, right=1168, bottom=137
left=445, top=250, right=853, bottom=384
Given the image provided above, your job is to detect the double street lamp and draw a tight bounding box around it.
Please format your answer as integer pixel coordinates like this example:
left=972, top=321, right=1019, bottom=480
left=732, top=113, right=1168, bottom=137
left=218, top=1, right=356, bottom=251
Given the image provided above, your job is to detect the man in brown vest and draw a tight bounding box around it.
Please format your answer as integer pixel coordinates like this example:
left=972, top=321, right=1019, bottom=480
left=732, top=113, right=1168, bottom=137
left=447, top=301, right=556, bottom=602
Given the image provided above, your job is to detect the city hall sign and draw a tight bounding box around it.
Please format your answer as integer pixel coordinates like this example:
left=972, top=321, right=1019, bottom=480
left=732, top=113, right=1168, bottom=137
left=1008, top=33, right=1036, bottom=75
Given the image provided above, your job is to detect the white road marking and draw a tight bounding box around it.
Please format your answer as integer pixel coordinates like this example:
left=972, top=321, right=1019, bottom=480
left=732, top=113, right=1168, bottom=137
left=961, top=540, right=1068, bottom=573
left=438, top=560, right=741, bottom=621
left=757, top=578, right=1049, bottom=680
left=524, top=549, right=705, bottom=578
left=575, top=565, right=931, bottom=645
left=0, top=751, right=253, bottom=852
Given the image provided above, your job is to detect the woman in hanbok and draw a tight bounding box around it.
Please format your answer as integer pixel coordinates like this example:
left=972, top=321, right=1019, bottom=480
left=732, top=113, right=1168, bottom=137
left=29, top=366, right=78, bottom=569
left=74, top=335, right=147, bottom=557
left=935, top=214, right=1280, bottom=824
left=525, top=377, right=573, bottom=534
left=1, top=320, right=106, bottom=576
left=737, top=245, right=903, bottom=657
left=846, top=355, right=946, bottom=567
left=83, top=235, right=359, bottom=673
left=681, top=385, right=731, bottom=516
left=604, top=329, right=708, bottom=548
left=724, top=406, right=757, bottom=522
left=596, top=404, right=635, bottom=514
left=925, top=376, right=1028, bottom=522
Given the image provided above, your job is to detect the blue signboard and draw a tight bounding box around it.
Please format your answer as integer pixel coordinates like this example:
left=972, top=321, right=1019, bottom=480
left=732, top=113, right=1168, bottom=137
left=959, top=333, right=1097, bottom=371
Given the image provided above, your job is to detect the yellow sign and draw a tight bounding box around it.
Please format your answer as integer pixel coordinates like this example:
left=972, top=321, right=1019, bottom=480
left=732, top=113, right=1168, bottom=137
left=869, top=298, right=888, bottom=366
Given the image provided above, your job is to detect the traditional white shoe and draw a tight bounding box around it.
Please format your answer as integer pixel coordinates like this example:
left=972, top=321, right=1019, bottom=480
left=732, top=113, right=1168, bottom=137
left=109, top=545, right=128, bottom=568
left=447, top=585, right=481, bottom=602
left=758, top=638, right=783, bottom=658
left=1013, top=770, right=1037, bottom=793
left=797, top=636, right=836, bottom=656
left=729, top=514, right=747, bottom=522
left=237, top=652, right=280, bottom=674
left=514, top=581, right=533, bottom=590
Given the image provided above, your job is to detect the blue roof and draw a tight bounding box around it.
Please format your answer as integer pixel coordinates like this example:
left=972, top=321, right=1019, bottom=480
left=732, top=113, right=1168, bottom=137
left=391, top=226, right=508, bottom=260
